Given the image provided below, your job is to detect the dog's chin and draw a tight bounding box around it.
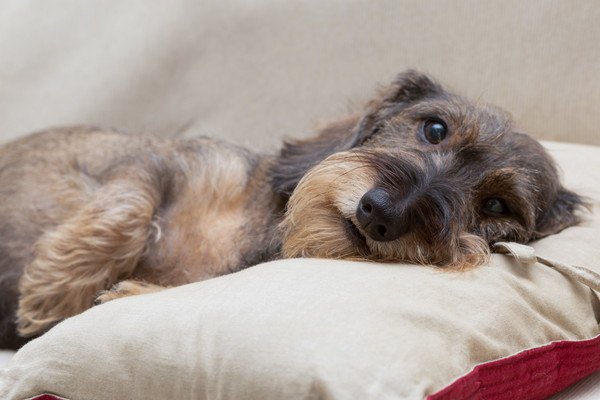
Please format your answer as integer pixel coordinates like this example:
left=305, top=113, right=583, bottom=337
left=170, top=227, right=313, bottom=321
left=280, top=193, right=377, bottom=260
left=342, top=217, right=370, bottom=256
left=281, top=212, right=369, bottom=260
left=283, top=211, right=489, bottom=268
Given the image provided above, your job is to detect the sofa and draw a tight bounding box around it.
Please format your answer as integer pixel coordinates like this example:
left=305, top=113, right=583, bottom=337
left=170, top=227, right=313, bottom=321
left=0, top=1, right=599, bottom=399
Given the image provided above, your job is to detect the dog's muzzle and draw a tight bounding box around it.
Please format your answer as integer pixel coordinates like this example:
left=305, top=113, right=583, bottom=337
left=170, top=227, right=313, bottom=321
left=356, top=188, right=409, bottom=241
left=355, top=152, right=465, bottom=244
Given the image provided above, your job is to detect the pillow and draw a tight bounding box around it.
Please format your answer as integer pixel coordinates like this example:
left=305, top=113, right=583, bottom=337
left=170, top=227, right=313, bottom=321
left=0, top=351, right=13, bottom=368
left=1, top=141, right=599, bottom=400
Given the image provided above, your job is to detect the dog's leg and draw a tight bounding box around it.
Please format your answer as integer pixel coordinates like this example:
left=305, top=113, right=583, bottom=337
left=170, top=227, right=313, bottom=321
left=16, top=171, right=165, bottom=337
left=95, top=280, right=168, bottom=304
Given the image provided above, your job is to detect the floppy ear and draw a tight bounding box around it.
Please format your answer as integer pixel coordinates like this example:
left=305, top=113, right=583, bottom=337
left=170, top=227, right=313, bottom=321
left=357, top=69, right=444, bottom=134
left=271, top=70, right=443, bottom=199
left=270, top=114, right=362, bottom=199
left=374, top=69, right=444, bottom=106
left=533, top=188, right=588, bottom=239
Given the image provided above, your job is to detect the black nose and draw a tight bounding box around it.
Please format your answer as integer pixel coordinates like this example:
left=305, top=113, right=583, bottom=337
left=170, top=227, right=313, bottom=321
left=356, top=188, right=408, bottom=242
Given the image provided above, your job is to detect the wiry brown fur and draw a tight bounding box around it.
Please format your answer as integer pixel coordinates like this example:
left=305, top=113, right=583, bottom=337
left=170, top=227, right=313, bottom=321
left=0, top=71, right=587, bottom=348
left=0, top=128, right=279, bottom=346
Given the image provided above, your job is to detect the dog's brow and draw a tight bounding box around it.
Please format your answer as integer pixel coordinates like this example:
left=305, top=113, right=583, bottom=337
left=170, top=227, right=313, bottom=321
left=478, top=168, right=522, bottom=189
left=476, top=168, right=537, bottom=223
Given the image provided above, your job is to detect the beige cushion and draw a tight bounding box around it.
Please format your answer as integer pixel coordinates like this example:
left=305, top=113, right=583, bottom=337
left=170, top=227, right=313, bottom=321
left=0, top=141, right=598, bottom=400
left=0, top=1, right=599, bottom=148
left=0, top=352, right=12, bottom=369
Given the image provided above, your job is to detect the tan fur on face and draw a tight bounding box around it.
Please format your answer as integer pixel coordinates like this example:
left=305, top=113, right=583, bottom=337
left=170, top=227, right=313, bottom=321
left=282, top=152, right=375, bottom=260
left=282, top=151, right=490, bottom=268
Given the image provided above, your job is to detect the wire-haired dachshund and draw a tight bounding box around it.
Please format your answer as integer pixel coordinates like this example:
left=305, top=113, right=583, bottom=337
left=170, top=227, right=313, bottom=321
left=0, top=70, right=586, bottom=349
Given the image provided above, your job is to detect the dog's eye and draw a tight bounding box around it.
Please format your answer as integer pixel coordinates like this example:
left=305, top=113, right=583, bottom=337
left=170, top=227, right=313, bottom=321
left=482, top=197, right=509, bottom=217
left=422, top=120, right=447, bottom=144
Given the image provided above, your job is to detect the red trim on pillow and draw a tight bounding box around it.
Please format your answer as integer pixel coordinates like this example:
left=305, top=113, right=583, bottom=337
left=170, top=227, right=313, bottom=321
left=29, top=395, right=67, bottom=400
left=428, top=334, right=600, bottom=400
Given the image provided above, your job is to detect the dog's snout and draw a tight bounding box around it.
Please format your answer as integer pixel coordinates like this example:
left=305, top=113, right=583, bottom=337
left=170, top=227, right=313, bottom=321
left=356, top=188, right=408, bottom=242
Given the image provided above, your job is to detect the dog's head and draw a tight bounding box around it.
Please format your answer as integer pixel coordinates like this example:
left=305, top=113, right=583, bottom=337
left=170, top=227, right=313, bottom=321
left=272, top=70, right=587, bottom=268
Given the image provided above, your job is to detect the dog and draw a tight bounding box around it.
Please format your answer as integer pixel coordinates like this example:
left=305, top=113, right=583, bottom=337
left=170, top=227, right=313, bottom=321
left=0, top=70, right=586, bottom=349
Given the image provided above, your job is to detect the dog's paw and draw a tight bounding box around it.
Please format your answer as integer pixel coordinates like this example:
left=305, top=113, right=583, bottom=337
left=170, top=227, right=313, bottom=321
left=95, top=280, right=166, bottom=305
left=95, top=280, right=145, bottom=305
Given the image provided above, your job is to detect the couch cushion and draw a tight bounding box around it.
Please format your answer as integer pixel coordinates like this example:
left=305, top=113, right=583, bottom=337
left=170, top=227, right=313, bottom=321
left=0, top=352, right=13, bottom=369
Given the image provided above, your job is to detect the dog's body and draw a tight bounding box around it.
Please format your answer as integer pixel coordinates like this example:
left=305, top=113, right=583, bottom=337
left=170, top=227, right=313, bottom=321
left=0, top=71, right=586, bottom=349
left=0, top=128, right=282, bottom=348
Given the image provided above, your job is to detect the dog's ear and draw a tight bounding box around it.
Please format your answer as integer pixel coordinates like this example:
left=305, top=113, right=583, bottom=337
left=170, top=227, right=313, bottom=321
left=533, top=188, right=588, bottom=239
left=358, top=70, right=444, bottom=134
left=271, top=114, right=362, bottom=199
left=376, top=69, right=444, bottom=106
left=271, top=70, right=443, bottom=199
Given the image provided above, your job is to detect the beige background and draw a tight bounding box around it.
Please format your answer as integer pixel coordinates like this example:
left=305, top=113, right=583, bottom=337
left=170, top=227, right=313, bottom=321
left=0, top=0, right=599, bottom=150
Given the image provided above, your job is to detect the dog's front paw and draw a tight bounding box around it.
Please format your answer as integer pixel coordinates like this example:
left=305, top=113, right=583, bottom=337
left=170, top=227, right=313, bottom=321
left=94, top=283, right=129, bottom=305
left=95, top=280, right=166, bottom=305
left=95, top=280, right=144, bottom=305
